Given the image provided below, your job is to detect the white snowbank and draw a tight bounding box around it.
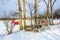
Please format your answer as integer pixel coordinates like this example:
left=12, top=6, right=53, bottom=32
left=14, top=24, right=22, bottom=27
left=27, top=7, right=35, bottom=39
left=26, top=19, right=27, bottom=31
left=0, top=24, right=60, bottom=40
left=0, top=20, right=60, bottom=40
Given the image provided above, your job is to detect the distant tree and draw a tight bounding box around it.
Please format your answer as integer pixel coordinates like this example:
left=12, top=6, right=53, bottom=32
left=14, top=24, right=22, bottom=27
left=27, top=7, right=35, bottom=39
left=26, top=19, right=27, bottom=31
left=54, top=9, right=60, bottom=18
left=9, top=11, right=19, bottom=18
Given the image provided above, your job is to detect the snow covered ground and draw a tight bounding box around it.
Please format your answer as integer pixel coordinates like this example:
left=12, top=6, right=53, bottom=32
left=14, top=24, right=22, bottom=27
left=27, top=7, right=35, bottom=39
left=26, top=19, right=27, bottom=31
left=0, top=25, right=60, bottom=40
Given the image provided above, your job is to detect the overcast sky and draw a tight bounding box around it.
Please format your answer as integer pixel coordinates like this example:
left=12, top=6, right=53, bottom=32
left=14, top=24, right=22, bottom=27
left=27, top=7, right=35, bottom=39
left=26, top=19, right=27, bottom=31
left=0, top=0, right=60, bottom=17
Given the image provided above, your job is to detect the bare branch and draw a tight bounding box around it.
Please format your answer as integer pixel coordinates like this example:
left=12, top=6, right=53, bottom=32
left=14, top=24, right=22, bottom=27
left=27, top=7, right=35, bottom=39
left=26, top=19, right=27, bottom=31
left=53, top=0, right=56, bottom=5
left=50, top=0, right=56, bottom=7
left=27, top=2, right=34, bottom=14
left=43, top=0, right=47, bottom=5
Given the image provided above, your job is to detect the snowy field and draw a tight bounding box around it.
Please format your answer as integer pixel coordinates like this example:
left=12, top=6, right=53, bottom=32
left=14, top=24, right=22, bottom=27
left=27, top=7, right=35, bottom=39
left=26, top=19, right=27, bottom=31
left=0, top=24, right=60, bottom=40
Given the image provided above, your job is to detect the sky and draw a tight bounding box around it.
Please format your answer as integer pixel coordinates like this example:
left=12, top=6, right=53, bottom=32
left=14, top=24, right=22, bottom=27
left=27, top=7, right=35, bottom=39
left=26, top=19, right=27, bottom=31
left=0, top=0, right=60, bottom=17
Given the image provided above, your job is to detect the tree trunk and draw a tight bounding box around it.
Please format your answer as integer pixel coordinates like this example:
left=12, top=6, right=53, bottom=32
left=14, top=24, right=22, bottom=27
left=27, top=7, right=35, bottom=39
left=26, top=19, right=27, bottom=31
left=23, top=0, right=26, bottom=29
left=18, top=0, right=23, bottom=30
left=34, top=0, right=37, bottom=27
left=31, top=12, right=32, bottom=29
left=51, top=7, right=54, bottom=25
left=50, top=0, right=54, bottom=25
left=46, top=0, right=49, bottom=26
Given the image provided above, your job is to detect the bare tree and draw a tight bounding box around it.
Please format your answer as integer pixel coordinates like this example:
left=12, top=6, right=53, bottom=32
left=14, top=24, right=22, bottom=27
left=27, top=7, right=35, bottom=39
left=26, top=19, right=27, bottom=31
left=50, top=0, right=56, bottom=25
left=43, top=0, right=56, bottom=25
left=1, top=11, right=19, bottom=35
left=27, top=3, right=34, bottom=30
left=2, top=11, right=18, bottom=35
left=43, top=0, right=50, bottom=26
left=4, top=20, right=15, bottom=35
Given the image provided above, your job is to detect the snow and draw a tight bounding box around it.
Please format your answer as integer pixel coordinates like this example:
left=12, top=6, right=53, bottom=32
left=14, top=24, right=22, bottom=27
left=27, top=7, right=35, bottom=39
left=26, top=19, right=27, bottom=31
left=0, top=20, right=60, bottom=40
left=0, top=21, right=6, bottom=34
left=0, top=20, right=20, bottom=34
left=53, top=19, right=60, bottom=25
left=0, top=25, right=60, bottom=40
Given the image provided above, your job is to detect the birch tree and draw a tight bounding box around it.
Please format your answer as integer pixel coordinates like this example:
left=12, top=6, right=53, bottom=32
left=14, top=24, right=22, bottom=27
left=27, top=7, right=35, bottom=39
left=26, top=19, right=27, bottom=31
left=50, top=0, right=56, bottom=25
left=34, top=0, right=37, bottom=27
left=17, top=0, right=23, bottom=30
left=22, top=0, right=26, bottom=29
left=43, top=0, right=50, bottom=26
